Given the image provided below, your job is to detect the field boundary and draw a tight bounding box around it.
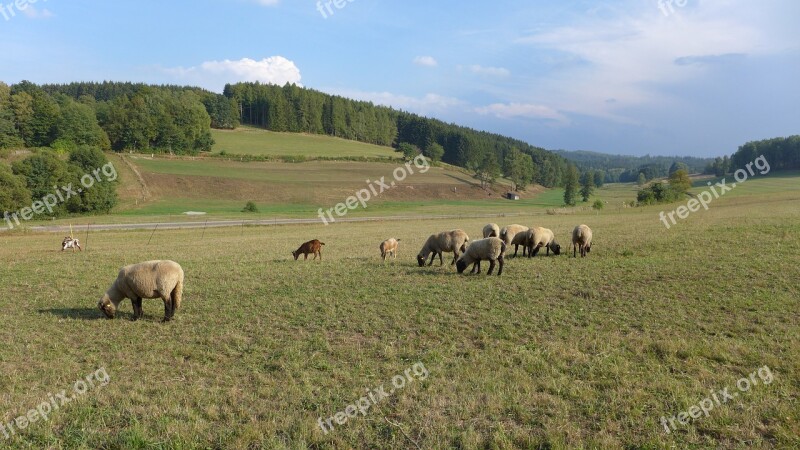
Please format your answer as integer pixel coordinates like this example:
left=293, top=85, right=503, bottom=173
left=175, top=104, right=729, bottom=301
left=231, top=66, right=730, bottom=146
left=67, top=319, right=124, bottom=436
left=15, top=212, right=533, bottom=233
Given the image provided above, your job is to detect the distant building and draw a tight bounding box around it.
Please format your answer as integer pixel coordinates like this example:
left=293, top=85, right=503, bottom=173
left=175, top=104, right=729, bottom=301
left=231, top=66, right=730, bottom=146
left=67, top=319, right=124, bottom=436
left=506, top=192, right=520, bottom=200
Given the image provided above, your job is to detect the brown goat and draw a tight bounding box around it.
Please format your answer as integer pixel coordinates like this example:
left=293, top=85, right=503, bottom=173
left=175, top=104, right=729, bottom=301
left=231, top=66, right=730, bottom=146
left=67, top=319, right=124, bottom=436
left=292, top=239, right=325, bottom=260
left=379, top=238, right=400, bottom=261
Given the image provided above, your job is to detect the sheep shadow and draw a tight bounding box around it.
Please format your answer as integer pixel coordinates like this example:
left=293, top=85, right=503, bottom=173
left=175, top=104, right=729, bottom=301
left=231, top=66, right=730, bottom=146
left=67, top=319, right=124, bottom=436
left=39, top=307, right=106, bottom=320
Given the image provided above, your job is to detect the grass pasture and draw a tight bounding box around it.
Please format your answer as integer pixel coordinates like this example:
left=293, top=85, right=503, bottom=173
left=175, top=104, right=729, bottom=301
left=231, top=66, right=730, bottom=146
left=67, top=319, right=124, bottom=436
left=211, top=127, right=399, bottom=159
left=1, top=175, right=799, bottom=448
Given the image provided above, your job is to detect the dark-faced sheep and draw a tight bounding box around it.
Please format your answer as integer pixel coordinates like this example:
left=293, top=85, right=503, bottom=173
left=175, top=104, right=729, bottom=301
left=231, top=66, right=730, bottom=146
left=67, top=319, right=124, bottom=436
left=572, top=224, right=593, bottom=257
left=527, top=227, right=561, bottom=257
left=417, top=229, right=469, bottom=267
left=456, top=237, right=506, bottom=276
left=293, top=239, right=325, bottom=260
left=97, top=260, right=184, bottom=322
left=379, top=238, right=400, bottom=261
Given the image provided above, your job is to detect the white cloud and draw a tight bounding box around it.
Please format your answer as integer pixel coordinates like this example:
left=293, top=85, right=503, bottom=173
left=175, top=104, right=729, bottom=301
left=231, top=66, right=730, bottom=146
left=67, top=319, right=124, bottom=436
left=475, top=102, right=568, bottom=124
left=462, top=65, right=510, bottom=77
left=164, top=56, right=301, bottom=92
left=413, top=56, right=438, bottom=67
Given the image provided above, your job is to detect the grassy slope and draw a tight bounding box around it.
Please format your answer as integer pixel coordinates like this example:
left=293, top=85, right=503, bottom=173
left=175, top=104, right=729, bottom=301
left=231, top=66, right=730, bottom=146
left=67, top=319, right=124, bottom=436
left=211, top=127, right=400, bottom=159
left=0, top=174, right=798, bottom=448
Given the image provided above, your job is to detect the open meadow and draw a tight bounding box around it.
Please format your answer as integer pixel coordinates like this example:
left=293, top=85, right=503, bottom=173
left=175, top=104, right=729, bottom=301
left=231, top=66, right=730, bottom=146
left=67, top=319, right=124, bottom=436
left=1, top=174, right=798, bottom=449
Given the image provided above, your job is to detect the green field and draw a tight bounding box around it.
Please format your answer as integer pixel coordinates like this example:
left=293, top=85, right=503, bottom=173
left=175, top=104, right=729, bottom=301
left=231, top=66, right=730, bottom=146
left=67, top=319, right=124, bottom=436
left=1, top=173, right=798, bottom=448
left=211, top=127, right=400, bottom=159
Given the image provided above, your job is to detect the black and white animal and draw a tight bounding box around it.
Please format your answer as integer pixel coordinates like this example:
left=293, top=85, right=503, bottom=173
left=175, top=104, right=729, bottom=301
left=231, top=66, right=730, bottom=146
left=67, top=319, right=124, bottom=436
left=61, top=237, right=82, bottom=252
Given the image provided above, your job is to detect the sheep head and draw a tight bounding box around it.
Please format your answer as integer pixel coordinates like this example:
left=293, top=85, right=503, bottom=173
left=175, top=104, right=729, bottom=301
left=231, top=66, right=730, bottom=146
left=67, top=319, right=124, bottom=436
left=456, top=259, right=468, bottom=274
left=292, top=251, right=299, bottom=260
left=549, top=242, right=562, bottom=255
left=417, top=254, right=426, bottom=267
left=97, top=296, right=116, bottom=319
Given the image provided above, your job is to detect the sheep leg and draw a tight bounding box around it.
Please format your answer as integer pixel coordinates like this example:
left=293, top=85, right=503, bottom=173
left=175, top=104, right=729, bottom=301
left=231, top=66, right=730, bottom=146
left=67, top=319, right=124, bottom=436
left=496, top=255, right=504, bottom=276
left=546, top=246, right=550, bottom=256
left=513, top=244, right=519, bottom=258
left=573, top=244, right=578, bottom=258
left=131, top=297, right=143, bottom=321
left=438, top=252, right=444, bottom=266
left=162, top=296, right=174, bottom=322
left=532, top=245, right=541, bottom=257
left=427, top=253, right=436, bottom=266
left=471, top=260, right=480, bottom=274
left=487, top=259, right=496, bottom=275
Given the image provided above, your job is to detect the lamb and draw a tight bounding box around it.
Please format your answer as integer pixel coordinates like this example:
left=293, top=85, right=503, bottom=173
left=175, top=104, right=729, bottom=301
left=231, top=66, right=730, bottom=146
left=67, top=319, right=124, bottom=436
left=97, top=260, right=184, bottom=322
left=482, top=223, right=500, bottom=238
left=527, top=227, right=561, bottom=257
left=456, top=237, right=506, bottom=276
left=499, top=224, right=530, bottom=257
left=292, top=239, right=325, bottom=260
left=379, top=238, right=400, bottom=261
left=572, top=224, right=593, bottom=257
left=417, top=229, right=469, bottom=267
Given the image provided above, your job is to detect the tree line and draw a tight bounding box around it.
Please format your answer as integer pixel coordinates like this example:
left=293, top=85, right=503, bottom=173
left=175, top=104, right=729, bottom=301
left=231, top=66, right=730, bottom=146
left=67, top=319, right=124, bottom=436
left=0, top=81, right=231, bottom=155
left=1, top=146, right=118, bottom=219
left=223, top=82, right=569, bottom=188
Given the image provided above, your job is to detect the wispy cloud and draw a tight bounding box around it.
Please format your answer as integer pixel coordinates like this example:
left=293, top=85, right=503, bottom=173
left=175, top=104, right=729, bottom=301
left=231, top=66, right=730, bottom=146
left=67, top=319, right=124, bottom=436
left=329, top=88, right=465, bottom=116
left=476, top=102, right=567, bottom=124
left=511, top=1, right=791, bottom=122
left=164, top=56, right=301, bottom=92
left=413, top=56, right=438, bottom=67
left=20, top=5, right=54, bottom=19
left=460, top=65, right=510, bottom=77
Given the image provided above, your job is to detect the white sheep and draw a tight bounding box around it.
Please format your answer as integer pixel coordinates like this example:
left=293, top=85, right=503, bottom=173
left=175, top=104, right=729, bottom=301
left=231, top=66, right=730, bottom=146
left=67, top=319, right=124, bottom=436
left=482, top=223, right=500, bottom=238
left=500, top=224, right=530, bottom=257
left=572, top=224, right=593, bottom=257
left=417, top=229, right=469, bottom=267
left=456, top=237, right=506, bottom=276
left=527, top=227, right=561, bottom=257
left=97, top=260, right=184, bottom=322
left=379, top=238, right=400, bottom=261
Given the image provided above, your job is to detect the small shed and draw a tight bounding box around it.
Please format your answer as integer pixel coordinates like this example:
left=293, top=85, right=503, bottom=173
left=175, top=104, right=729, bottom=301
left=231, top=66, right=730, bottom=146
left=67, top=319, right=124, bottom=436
left=506, top=192, right=520, bottom=200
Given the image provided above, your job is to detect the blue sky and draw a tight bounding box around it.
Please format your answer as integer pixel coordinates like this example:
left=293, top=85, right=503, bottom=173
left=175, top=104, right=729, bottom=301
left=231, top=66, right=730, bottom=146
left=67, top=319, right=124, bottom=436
left=1, top=0, right=798, bottom=157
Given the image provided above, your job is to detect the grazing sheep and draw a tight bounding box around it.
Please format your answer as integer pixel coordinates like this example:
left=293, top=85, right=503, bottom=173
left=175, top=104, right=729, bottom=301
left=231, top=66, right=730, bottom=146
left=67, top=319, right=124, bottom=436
left=509, top=229, right=533, bottom=257
left=379, top=238, right=400, bottom=261
left=527, top=227, right=561, bottom=257
left=572, top=224, right=593, bottom=257
left=456, top=237, right=506, bottom=276
left=482, top=223, right=500, bottom=238
left=61, top=237, right=82, bottom=252
left=97, top=260, right=184, bottom=322
left=499, top=224, right=529, bottom=248
left=417, top=229, right=469, bottom=267
left=293, top=239, right=325, bottom=260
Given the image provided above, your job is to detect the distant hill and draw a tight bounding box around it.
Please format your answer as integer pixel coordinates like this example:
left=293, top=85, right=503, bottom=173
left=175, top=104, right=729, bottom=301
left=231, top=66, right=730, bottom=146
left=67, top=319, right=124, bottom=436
left=553, top=149, right=715, bottom=183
